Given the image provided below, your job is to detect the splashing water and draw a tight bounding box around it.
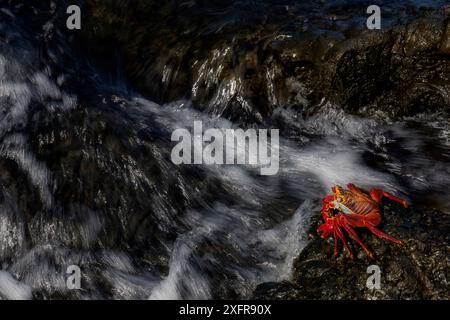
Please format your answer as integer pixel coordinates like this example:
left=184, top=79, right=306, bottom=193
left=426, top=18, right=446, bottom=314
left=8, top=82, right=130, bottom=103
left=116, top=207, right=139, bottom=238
left=0, top=1, right=449, bottom=300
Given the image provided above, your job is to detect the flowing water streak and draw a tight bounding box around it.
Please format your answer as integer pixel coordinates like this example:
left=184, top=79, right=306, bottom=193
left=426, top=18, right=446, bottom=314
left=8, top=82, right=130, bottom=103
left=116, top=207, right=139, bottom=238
left=0, top=1, right=449, bottom=299
left=130, top=98, right=413, bottom=299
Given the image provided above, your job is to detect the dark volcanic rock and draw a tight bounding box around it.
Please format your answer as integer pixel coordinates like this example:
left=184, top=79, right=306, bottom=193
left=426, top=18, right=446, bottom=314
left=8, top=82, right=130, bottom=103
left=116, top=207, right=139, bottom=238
left=253, top=202, right=450, bottom=299
left=83, top=1, right=450, bottom=123
left=1, top=0, right=449, bottom=300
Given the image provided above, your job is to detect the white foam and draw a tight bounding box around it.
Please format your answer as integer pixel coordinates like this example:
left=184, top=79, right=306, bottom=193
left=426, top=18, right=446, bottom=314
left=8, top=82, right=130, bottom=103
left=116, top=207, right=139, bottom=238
left=0, top=271, right=32, bottom=300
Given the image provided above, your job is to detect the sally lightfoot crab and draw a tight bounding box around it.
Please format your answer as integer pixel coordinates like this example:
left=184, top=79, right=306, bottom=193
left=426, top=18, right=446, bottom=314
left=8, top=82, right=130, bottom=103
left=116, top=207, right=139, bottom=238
left=317, top=183, right=408, bottom=259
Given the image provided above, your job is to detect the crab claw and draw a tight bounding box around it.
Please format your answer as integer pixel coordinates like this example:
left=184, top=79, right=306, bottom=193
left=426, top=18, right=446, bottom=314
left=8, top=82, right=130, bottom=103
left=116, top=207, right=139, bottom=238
left=317, top=221, right=333, bottom=239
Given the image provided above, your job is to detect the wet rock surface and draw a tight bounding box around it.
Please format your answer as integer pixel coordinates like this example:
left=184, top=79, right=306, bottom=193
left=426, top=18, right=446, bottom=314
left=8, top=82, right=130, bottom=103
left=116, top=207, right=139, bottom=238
left=84, top=0, right=450, bottom=123
left=253, top=202, right=450, bottom=299
left=0, top=1, right=449, bottom=299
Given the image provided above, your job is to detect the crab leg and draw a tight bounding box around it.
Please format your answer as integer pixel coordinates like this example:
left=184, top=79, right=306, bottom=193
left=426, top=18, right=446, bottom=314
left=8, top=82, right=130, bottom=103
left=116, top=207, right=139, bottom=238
left=334, top=223, right=354, bottom=259
left=338, top=216, right=374, bottom=258
left=333, top=229, right=339, bottom=257
left=369, top=188, right=408, bottom=208
left=366, top=223, right=403, bottom=245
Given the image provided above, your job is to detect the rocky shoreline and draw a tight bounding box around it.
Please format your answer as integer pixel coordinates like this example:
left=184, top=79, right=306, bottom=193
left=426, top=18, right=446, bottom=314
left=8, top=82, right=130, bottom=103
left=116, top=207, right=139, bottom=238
left=81, top=0, right=450, bottom=299
left=0, top=1, right=448, bottom=299
left=84, top=1, right=450, bottom=123
left=253, top=202, right=449, bottom=299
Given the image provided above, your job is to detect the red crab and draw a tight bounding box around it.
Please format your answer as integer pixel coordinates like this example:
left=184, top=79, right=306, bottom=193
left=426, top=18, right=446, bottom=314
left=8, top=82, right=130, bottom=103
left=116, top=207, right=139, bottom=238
left=317, top=183, right=408, bottom=259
